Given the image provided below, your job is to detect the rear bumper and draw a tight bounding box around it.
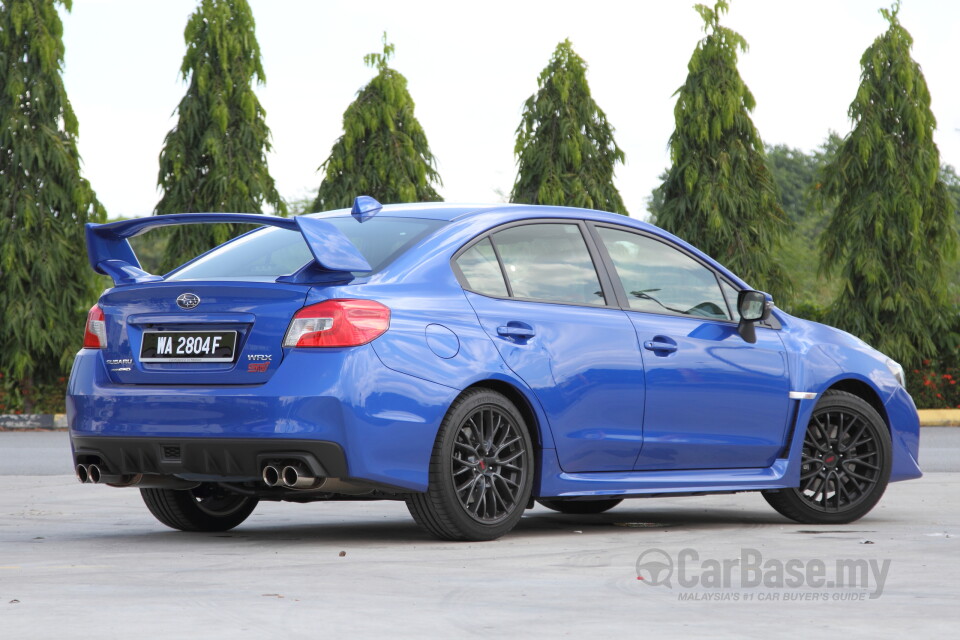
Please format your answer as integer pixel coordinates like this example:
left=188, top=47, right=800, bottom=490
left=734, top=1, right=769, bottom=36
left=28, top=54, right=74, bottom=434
left=71, top=435, right=347, bottom=482
left=67, top=345, right=460, bottom=491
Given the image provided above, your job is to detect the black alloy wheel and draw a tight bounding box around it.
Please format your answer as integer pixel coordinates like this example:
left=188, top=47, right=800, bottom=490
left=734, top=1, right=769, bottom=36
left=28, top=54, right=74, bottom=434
left=763, top=390, right=892, bottom=524
left=406, top=389, right=534, bottom=541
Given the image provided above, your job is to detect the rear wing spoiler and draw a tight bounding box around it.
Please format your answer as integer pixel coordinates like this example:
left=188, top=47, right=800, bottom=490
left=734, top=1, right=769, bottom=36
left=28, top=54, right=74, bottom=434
left=85, top=213, right=372, bottom=286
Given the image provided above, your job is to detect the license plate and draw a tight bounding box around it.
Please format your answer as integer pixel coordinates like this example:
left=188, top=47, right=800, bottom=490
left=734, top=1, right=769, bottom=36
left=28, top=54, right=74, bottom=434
left=140, top=331, right=237, bottom=363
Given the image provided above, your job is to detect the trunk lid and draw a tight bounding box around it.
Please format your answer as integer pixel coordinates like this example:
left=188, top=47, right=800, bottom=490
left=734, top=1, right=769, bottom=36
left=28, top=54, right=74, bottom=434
left=99, top=282, right=310, bottom=385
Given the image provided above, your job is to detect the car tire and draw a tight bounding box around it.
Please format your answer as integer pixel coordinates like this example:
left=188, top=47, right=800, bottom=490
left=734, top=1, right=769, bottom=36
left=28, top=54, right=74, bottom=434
left=763, top=390, right=892, bottom=524
left=140, top=484, right=258, bottom=532
left=406, top=389, right=534, bottom=541
left=537, top=498, right=624, bottom=514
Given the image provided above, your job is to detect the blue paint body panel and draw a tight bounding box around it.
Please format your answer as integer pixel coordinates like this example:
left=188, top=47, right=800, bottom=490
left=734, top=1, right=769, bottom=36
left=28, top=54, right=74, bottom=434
left=627, top=313, right=791, bottom=470
left=465, top=292, right=645, bottom=472
left=68, top=202, right=922, bottom=504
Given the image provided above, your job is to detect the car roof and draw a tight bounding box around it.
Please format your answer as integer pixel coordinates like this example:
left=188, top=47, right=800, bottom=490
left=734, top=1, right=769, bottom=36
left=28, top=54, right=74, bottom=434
left=311, top=201, right=659, bottom=232
left=335, top=202, right=747, bottom=291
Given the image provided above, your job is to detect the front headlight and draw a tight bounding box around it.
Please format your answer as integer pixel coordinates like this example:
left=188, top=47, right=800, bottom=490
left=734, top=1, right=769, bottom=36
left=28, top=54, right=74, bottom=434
left=885, top=359, right=906, bottom=389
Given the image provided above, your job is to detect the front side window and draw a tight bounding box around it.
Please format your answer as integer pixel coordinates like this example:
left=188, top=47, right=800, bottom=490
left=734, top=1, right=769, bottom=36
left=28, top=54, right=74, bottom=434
left=489, top=224, right=605, bottom=306
left=720, top=280, right=742, bottom=320
left=597, top=226, right=731, bottom=320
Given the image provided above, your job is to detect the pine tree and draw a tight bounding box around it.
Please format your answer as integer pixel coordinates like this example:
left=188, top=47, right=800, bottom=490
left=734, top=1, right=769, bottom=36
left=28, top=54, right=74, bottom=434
left=656, top=1, right=791, bottom=302
left=511, top=40, right=626, bottom=214
left=0, top=0, right=105, bottom=410
left=313, top=34, right=442, bottom=211
left=156, top=0, right=283, bottom=270
left=818, top=3, right=957, bottom=366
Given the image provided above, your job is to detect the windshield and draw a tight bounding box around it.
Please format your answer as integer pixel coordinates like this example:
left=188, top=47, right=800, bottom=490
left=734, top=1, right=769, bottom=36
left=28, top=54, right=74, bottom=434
left=166, top=216, right=446, bottom=280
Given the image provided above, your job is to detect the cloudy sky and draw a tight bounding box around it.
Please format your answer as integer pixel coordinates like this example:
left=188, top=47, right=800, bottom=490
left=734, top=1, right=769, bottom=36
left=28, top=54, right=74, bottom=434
left=59, top=0, right=960, bottom=219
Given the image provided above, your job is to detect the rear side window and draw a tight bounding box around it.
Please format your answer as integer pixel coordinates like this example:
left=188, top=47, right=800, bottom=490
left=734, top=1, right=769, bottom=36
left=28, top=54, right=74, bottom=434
left=168, top=216, right=446, bottom=280
left=456, top=238, right=508, bottom=297
left=456, top=223, right=605, bottom=306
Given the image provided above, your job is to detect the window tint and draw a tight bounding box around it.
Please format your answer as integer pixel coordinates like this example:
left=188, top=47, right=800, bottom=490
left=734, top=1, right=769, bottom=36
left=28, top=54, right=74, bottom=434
left=168, top=226, right=313, bottom=280
left=491, top=224, right=605, bottom=306
left=456, top=238, right=508, bottom=297
left=168, top=216, right=446, bottom=280
left=597, top=226, right=730, bottom=320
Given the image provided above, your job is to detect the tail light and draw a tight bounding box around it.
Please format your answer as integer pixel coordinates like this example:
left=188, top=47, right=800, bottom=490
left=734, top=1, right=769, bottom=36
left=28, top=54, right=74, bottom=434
left=83, top=304, right=107, bottom=348
left=283, top=299, right=390, bottom=348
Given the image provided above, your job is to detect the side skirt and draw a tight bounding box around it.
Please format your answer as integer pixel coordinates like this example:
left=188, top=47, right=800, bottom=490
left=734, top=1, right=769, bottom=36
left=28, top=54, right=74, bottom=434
left=535, top=449, right=793, bottom=498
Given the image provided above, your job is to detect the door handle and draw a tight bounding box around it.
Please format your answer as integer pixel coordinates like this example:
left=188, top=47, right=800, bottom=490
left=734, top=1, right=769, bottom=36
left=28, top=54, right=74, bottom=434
left=643, top=338, right=678, bottom=353
left=497, top=323, right=536, bottom=339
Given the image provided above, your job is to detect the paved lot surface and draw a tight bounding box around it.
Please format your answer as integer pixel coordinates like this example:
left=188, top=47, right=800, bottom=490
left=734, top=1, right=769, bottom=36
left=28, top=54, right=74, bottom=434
left=1, top=431, right=957, bottom=638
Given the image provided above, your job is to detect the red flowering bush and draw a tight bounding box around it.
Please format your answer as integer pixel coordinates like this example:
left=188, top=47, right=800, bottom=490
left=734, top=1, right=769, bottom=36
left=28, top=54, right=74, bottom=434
left=907, top=359, right=960, bottom=409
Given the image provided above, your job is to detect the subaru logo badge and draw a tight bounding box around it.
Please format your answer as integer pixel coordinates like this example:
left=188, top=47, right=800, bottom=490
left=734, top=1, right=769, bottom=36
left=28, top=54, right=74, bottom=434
left=176, top=293, right=201, bottom=310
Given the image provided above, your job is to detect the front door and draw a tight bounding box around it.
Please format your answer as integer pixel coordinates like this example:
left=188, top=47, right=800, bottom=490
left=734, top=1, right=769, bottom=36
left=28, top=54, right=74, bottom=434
left=591, top=225, right=793, bottom=470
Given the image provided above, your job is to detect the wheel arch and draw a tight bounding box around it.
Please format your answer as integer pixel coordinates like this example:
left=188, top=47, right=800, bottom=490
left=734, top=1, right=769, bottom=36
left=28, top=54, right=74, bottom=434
left=461, top=379, right=549, bottom=450
left=826, top=378, right=890, bottom=429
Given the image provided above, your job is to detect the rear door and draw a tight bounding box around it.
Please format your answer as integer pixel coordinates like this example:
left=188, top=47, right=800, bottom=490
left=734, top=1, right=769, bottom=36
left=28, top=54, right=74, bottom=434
left=589, top=224, right=793, bottom=470
left=455, top=221, right=646, bottom=473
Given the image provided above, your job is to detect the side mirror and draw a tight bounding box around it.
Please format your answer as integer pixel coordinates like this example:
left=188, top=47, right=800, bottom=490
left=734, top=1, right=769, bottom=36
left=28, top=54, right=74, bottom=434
left=737, top=290, right=771, bottom=344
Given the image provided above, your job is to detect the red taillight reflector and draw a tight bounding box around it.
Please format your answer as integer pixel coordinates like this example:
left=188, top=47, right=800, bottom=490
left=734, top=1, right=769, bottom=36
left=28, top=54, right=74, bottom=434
left=283, top=299, right=390, bottom=348
left=83, top=304, right=107, bottom=348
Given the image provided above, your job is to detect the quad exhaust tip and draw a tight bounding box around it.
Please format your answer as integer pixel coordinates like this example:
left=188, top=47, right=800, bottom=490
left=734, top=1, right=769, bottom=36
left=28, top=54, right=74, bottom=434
left=281, top=464, right=324, bottom=490
left=261, top=465, right=282, bottom=487
left=76, top=463, right=111, bottom=484
left=76, top=463, right=132, bottom=486
left=261, top=462, right=325, bottom=490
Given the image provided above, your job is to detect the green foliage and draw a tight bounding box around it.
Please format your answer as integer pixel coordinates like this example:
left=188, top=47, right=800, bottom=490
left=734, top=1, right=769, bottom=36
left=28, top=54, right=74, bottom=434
left=655, top=1, right=792, bottom=303
left=0, top=0, right=106, bottom=411
left=943, top=164, right=960, bottom=304
left=765, top=135, right=842, bottom=315
left=156, top=0, right=284, bottom=271
left=817, top=3, right=958, bottom=367
left=284, top=194, right=315, bottom=216
left=943, top=164, right=960, bottom=222
left=766, top=145, right=819, bottom=221
left=511, top=40, right=626, bottom=214
left=0, top=371, right=68, bottom=415
left=313, top=33, right=442, bottom=211
left=650, top=130, right=959, bottom=331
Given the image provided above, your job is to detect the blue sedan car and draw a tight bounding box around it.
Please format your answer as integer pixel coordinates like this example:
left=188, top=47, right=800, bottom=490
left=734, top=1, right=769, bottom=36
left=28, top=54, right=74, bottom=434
left=68, top=197, right=921, bottom=541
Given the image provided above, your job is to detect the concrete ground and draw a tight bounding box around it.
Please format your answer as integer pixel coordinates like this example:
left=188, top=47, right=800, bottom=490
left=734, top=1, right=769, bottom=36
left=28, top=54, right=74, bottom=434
left=1, top=431, right=957, bottom=638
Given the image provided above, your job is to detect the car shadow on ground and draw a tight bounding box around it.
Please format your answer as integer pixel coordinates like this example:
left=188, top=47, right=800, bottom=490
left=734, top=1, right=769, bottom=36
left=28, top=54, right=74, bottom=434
left=77, top=501, right=885, bottom=546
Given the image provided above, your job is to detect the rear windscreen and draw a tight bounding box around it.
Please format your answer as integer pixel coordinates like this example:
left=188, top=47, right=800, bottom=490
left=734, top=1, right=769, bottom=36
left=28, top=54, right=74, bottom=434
left=166, top=216, right=446, bottom=280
